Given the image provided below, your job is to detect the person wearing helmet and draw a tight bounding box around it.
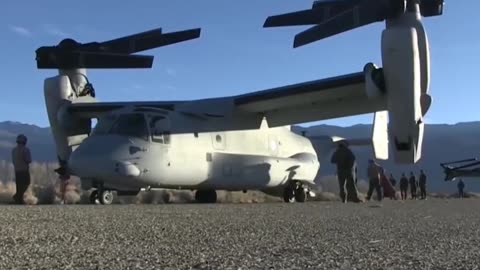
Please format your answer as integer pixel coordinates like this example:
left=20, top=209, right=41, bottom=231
left=11, top=134, right=32, bottom=204
left=330, top=140, right=361, bottom=203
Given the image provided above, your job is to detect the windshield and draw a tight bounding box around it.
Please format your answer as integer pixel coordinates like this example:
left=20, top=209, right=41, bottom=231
left=109, top=113, right=149, bottom=141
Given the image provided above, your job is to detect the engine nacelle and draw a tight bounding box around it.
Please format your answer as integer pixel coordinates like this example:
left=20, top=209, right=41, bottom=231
left=381, top=26, right=423, bottom=164
left=364, top=63, right=385, bottom=99
left=44, top=71, right=94, bottom=166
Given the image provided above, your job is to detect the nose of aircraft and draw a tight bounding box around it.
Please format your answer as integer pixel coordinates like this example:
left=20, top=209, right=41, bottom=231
left=69, top=135, right=144, bottom=182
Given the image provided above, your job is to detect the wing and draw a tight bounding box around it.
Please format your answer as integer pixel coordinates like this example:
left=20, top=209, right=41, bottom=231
left=68, top=101, right=179, bottom=118
left=234, top=71, right=386, bottom=127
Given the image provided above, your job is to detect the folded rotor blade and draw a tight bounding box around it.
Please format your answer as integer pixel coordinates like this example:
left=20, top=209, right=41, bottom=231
left=86, top=28, right=163, bottom=54
left=293, top=2, right=387, bottom=47
left=87, top=28, right=201, bottom=54
left=264, top=0, right=360, bottom=27
left=36, top=49, right=153, bottom=69
left=264, top=9, right=329, bottom=27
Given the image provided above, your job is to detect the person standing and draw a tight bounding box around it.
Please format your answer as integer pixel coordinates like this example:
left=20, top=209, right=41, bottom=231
left=457, top=179, right=465, bottom=198
left=399, top=173, right=408, bottom=200
left=11, top=134, right=32, bottom=204
left=419, top=170, right=427, bottom=200
left=409, top=172, right=417, bottom=199
left=366, top=159, right=382, bottom=201
left=389, top=174, right=397, bottom=188
left=330, top=141, right=361, bottom=203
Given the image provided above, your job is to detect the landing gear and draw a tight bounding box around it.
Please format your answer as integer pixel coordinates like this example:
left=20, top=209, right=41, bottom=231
left=283, top=181, right=307, bottom=203
left=195, top=189, right=217, bottom=203
left=99, top=190, right=114, bottom=205
left=89, top=189, right=114, bottom=205
left=89, top=190, right=100, bottom=204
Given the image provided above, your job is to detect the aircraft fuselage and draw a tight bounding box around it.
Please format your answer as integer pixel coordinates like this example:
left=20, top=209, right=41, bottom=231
left=69, top=111, right=320, bottom=197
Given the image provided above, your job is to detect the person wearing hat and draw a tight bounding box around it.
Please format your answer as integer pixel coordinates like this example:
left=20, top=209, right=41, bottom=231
left=11, top=134, right=32, bottom=204
left=330, top=140, right=361, bottom=203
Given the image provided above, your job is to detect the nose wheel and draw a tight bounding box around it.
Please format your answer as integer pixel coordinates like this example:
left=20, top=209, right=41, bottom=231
left=283, top=181, right=307, bottom=203
left=90, top=189, right=114, bottom=205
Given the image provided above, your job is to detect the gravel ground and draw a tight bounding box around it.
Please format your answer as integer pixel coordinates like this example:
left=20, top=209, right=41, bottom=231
left=0, top=198, right=479, bottom=270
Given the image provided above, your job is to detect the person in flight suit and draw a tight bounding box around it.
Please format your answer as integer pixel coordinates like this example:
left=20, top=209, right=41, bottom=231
left=457, top=179, right=465, bottom=198
left=399, top=173, right=409, bottom=200
left=419, top=170, right=427, bottom=200
left=331, top=141, right=361, bottom=203
left=366, top=159, right=382, bottom=201
left=11, top=134, right=32, bottom=204
left=389, top=173, right=397, bottom=188
left=409, top=172, right=417, bottom=199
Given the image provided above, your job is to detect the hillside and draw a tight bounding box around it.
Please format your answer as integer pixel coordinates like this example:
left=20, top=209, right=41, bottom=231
left=0, top=121, right=478, bottom=192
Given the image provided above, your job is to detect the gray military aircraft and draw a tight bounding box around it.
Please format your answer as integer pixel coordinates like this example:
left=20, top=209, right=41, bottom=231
left=36, top=0, right=443, bottom=204
left=441, top=158, right=480, bottom=181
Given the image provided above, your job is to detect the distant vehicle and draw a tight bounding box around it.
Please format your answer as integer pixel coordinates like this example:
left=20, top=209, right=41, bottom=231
left=36, top=0, right=443, bottom=204
left=441, top=158, right=480, bottom=181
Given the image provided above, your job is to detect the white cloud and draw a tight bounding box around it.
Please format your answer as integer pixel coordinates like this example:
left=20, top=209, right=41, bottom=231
left=8, top=25, right=31, bottom=37
left=166, top=68, right=177, bottom=76
left=42, top=24, right=69, bottom=38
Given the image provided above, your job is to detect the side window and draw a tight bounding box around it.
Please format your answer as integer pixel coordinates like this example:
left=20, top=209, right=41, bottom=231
left=149, top=116, right=170, bottom=144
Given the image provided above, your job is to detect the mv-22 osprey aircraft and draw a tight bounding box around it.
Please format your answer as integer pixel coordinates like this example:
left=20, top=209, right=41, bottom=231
left=36, top=0, right=443, bottom=204
left=441, top=158, right=480, bottom=181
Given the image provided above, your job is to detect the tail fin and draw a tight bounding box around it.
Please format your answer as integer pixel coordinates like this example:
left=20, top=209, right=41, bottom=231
left=308, top=110, right=389, bottom=160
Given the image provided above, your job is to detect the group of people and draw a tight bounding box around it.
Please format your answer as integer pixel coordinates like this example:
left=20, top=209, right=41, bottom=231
left=330, top=141, right=429, bottom=203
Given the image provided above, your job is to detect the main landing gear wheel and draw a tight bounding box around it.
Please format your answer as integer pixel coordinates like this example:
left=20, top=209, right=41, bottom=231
left=89, top=190, right=100, bottom=204
left=99, top=190, right=114, bottom=205
left=195, top=190, right=217, bottom=203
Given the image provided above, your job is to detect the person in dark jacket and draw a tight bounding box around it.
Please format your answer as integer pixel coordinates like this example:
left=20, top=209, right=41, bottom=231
left=457, top=179, right=465, bottom=198
left=331, top=141, right=361, bottom=203
left=409, top=172, right=417, bottom=199
left=419, top=170, right=427, bottom=199
left=366, top=159, right=383, bottom=201
left=389, top=174, right=397, bottom=188
left=11, top=134, right=32, bottom=204
left=399, top=173, right=408, bottom=200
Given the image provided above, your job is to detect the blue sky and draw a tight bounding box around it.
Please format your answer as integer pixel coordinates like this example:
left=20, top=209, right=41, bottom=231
left=0, top=0, right=477, bottom=128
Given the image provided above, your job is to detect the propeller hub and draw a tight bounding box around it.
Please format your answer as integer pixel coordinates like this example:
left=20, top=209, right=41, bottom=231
left=58, top=38, right=81, bottom=49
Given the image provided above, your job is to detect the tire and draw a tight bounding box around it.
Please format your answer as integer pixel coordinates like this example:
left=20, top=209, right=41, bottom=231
left=89, top=190, right=99, bottom=204
left=295, top=187, right=306, bottom=203
left=283, top=188, right=295, bottom=203
left=99, top=190, right=114, bottom=205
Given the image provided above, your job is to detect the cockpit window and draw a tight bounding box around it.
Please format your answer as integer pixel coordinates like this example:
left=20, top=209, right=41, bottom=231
left=91, top=115, right=117, bottom=135
left=149, top=115, right=170, bottom=144
left=109, top=113, right=149, bottom=141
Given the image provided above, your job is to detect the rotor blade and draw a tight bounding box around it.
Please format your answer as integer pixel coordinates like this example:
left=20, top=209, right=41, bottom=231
left=83, top=28, right=163, bottom=54
left=92, top=28, right=201, bottom=54
left=36, top=49, right=153, bottom=69
left=264, top=0, right=358, bottom=27
left=293, top=2, right=387, bottom=47
left=312, top=0, right=360, bottom=9
left=264, top=9, right=330, bottom=27
left=441, top=158, right=477, bottom=166
left=453, top=161, right=480, bottom=171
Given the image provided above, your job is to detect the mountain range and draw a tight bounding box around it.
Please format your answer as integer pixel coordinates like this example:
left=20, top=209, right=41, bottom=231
left=0, top=120, right=479, bottom=192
